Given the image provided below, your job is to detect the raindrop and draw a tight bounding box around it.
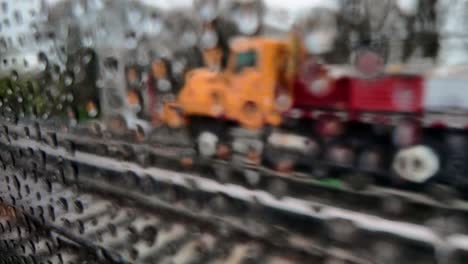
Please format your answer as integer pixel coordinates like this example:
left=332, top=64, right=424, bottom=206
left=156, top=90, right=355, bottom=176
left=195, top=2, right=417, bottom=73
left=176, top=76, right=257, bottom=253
left=82, top=52, right=93, bottom=65
left=64, top=73, right=74, bottom=86
left=72, top=2, right=85, bottom=17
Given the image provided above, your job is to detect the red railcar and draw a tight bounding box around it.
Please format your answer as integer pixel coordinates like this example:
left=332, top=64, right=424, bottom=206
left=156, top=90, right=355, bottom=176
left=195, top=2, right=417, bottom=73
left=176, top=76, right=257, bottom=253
left=287, top=63, right=424, bottom=124
left=349, top=75, right=423, bottom=114
left=273, top=64, right=433, bottom=186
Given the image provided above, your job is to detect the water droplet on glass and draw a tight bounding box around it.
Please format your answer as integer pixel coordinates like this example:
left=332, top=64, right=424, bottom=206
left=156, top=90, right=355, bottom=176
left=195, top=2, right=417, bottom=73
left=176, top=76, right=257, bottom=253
left=180, top=31, right=197, bottom=48
left=82, top=53, right=93, bottom=65
left=127, top=8, right=143, bottom=27
left=11, top=71, right=18, bottom=81
left=73, top=65, right=81, bottom=75
left=173, top=59, right=187, bottom=75
left=145, top=13, right=163, bottom=35
left=89, top=0, right=104, bottom=10
left=72, top=2, right=85, bottom=17
left=64, top=74, right=73, bottom=86
left=196, top=0, right=219, bottom=22
left=200, top=29, right=218, bottom=49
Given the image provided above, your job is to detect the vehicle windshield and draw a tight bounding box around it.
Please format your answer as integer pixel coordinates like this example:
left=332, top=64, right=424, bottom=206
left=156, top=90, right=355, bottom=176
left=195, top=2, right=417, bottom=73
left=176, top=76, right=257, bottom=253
left=235, top=50, right=257, bottom=72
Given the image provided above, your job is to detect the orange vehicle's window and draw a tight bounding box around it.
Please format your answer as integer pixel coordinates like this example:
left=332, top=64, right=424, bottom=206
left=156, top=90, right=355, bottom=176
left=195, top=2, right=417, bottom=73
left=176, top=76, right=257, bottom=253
left=235, top=50, right=257, bottom=72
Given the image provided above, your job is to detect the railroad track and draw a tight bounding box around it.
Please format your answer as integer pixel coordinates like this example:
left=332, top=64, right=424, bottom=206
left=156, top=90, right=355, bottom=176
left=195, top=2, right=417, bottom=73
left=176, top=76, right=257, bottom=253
left=3, top=119, right=468, bottom=234
left=0, top=124, right=467, bottom=263
left=0, top=145, right=378, bottom=264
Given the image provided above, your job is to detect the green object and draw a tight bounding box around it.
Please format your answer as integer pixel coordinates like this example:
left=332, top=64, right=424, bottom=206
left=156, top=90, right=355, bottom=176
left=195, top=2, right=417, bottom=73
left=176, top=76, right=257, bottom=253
left=0, top=70, right=99, bottom=123
left=318, top=178, right=343, bottom=189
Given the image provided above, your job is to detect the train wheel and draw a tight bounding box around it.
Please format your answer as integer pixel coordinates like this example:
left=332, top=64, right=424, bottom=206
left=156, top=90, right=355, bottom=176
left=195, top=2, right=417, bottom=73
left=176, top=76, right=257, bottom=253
left=358, top=149, right=383, bottom=172
left=392, top=145, right=440, bottom=183
left=325, top=143, right=355, bottom=168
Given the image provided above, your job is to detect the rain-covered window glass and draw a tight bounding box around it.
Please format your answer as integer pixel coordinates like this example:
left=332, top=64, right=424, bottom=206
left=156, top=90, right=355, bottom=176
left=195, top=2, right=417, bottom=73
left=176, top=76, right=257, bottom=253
left=17, top=36, right=24, bottom=46
left=14, top=10, right=22, bottom=24
left=104, top=57, right=119, bottom=72
left=1, top=2, right=7, bottom=13
left=235, top=50, right=257, bottom=72
left=0, top=38, right=6, bottom=51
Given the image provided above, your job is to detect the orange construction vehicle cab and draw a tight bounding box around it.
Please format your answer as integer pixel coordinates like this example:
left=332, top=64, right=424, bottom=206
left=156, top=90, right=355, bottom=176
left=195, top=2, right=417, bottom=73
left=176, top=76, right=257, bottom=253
left=178, top=37, right=293, bottom=130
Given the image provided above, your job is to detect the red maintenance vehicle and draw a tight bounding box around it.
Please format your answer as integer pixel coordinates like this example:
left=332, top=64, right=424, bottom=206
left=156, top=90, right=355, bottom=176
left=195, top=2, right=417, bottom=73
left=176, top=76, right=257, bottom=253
left=266, top=50, right=468, bottom=193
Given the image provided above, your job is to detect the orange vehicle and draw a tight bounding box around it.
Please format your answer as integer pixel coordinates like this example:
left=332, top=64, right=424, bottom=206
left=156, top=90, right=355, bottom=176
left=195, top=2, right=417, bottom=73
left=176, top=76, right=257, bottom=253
left=174, top=36, right=301, bottom=157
